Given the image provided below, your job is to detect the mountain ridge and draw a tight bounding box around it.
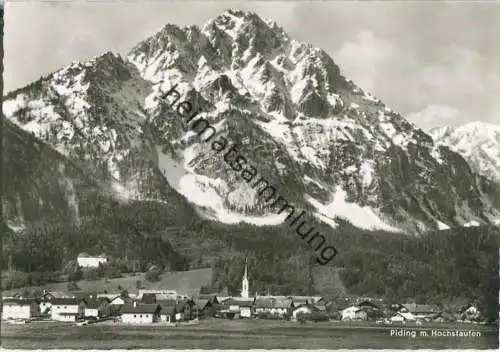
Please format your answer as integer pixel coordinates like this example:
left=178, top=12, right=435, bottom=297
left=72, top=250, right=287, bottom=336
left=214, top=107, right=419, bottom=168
left=430, top=121, right=500, bottom=183
left=3, top=9, right=499, bottom=236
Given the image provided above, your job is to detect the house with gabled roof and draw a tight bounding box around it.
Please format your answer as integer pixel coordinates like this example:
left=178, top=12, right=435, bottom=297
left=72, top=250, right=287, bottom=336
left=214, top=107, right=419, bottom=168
left=255, top=298, right=294, bottom=318
left=401, top=303, right=437, bottom=320
left=254, top=298, right=275, bottom=314
left=51, top=298, right=86, bottom=322
left=197, top=294, right=219, bottom=305
left=175, top=299, right=196, bottom=321
left=390, top=311, right=416, bottom=322
left=121, top=302, right=160, bottom=324
left=85, top=298, right=109, bottom=319
left=157, top=301, right=177, bottom=323
left=193, top=298, right=214, bottom=318
left=225, top=298, right=255, bottom=318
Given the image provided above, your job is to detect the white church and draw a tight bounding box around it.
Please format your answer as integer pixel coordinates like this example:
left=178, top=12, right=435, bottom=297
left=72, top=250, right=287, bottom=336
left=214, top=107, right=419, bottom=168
left=241, top=260, right=250, bottom=299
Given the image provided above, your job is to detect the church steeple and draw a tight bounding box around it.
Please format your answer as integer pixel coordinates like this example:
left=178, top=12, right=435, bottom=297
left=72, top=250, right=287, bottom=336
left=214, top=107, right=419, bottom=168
left=241, top=258, right=249, bottom=298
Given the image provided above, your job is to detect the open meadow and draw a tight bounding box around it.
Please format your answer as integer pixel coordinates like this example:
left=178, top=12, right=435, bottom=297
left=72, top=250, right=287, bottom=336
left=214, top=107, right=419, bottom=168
left=1, top=319, right=497, bottom=349
left=2, top=268, right=212, bottom=297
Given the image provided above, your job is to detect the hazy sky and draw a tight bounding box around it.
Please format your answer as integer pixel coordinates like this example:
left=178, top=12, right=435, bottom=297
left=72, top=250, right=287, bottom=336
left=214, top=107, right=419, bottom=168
left=4, top=0, right=499, bottom=130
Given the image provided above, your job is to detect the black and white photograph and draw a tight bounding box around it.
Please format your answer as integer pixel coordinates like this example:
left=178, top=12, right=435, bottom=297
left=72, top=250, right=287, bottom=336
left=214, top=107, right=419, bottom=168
left=1, top=0, right=499, bottom=349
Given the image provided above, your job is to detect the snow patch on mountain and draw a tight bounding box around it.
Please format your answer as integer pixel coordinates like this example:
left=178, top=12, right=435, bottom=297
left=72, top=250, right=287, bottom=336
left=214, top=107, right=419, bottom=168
left=436, top=220, right=450, bottom=230
left=307, top=187, right=401, bottom=232
left=430, top=122, right=500, bottom=182
left=4, top=9, right=499, bottom=234
left=463, top=220, right=481, bottom=227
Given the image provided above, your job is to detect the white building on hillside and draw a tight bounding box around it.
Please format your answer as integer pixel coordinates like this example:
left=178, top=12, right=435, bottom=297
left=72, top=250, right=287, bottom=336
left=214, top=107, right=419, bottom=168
left=77, top=253, right=107, bottom=268
left=138, top=290, right=178, bottom=300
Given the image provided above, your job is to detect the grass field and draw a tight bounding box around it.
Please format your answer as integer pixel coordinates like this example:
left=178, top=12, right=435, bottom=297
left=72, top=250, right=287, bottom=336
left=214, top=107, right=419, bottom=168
left=3, top=268, right=212, bottom=296
left=1, top=319, right=497, bottom=349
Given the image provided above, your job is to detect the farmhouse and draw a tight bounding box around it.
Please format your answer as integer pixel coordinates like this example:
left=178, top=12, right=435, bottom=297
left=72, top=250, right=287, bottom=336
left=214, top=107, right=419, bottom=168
left=121, top=302, right=161, bottom=324
left=77, top=253, right=107, bottom=268
left=175, top=299, right=196, bottom=321
left=255, top=298, right=294, bottom=317
left=193, top=299, right=215, bottom=318
left=158, top=303, right=177, bottom=323
left=401, top=303, right=436, bottom=320
left=98, top=294, right=126, bottom=305
left=197, top=294, right=219, bottom=305
left=289, top=296, right=323, bottom=305
left=223, top=298, right=254, bottom=318
left=341, top=306, right=367, bottom=321
left=291, top=305, right=314, bottom=320
left=1, top=299, right=40, bottom=320
left=460, top=305, right=481, bottom=321
left=390, top=311, right=416, bottom=322
left=51, top=298, right=86, bottom=322
left=84, top=299, right=109, bottom=319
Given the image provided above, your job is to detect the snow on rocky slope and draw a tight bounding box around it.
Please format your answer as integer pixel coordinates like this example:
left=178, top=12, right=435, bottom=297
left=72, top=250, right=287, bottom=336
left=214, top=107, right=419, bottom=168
left=3, top=9, right=499, bottom=234
left=430, top=122, right=500, bottom=183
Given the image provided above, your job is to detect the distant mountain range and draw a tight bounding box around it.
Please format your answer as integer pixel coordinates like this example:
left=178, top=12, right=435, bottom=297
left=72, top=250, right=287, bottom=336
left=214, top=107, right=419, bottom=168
left=430, top=122, right=500, bottom=183
left=3, top=9, right=499, bottom=237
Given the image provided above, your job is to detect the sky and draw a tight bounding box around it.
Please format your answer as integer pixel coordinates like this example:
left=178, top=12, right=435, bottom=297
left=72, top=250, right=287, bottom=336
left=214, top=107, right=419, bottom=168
left=4, top=0, right=499, bottom=131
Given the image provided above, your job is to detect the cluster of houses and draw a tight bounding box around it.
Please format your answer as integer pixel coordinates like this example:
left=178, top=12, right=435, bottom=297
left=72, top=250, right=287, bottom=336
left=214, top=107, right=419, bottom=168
left=1, top=289, right=482, bottom=325
left=1, top=261, right=484, bottom=325
left=1, top=289, right=325, bottom=324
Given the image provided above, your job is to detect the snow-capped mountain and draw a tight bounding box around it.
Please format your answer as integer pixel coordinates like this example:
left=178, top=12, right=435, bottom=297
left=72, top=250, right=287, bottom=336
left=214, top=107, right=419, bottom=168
left=3, top=9, right=500, bottom=234
left=430, top=122, right=500, bottom=183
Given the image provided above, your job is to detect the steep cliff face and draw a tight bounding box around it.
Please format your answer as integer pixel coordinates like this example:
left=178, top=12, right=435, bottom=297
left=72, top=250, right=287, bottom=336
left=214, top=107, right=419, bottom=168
left=3, top=9, right=499, bottom=235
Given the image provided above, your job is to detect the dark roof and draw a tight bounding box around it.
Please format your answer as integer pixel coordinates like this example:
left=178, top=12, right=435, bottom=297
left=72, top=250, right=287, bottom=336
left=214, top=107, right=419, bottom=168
left=193, top=299, right=210, bottom=309
left=314, top=304, right=327, bottom=311
left=121, top=303, right=160, bottom=314
left=74, top=292, right=98, bottom=300
left=78, top=252, right=106, bottom=258
left=157, top=299, right=177, bottom=315
left=275, top=300, right=294, bottom=309
left=175, top=299, right=196, bottom=310
left=224, top=299, right=254, bottom=307
left=358, top=300, right=381, bottom=309
left=175, top=301, right=188, bottom=312
left=141, top=293, right=157, bottom=304
left=159, top=305, right=177, bottom=315
left=197, top=295, right=219, bottom=303
left=254, top=299, right=274, bottom=308
left=2, top=298, right=38, bottom=305
left=109, top=305, right=122, bottom=314
left=157, top=299, right=177, bottom=306
left=402, top=304, right=436, bottom=313
left=51, top=298, right=85, bottom=305
left=86, top=300, right=102, bottom=309
left=292, top=298, right=310, bottom=305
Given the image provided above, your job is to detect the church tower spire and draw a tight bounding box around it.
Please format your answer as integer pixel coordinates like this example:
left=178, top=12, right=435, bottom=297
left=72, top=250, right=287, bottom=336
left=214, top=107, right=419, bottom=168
left=241, top=258, right=249, bottom=299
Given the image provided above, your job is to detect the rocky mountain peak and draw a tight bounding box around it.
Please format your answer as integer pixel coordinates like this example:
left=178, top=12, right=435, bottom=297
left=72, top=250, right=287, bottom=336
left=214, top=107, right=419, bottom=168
left=4, top=10, right=499, bottom=235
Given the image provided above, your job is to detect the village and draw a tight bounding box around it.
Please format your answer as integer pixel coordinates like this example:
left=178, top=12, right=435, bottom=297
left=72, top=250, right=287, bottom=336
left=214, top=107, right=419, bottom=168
left=1, top=253, right=486, bottom=327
